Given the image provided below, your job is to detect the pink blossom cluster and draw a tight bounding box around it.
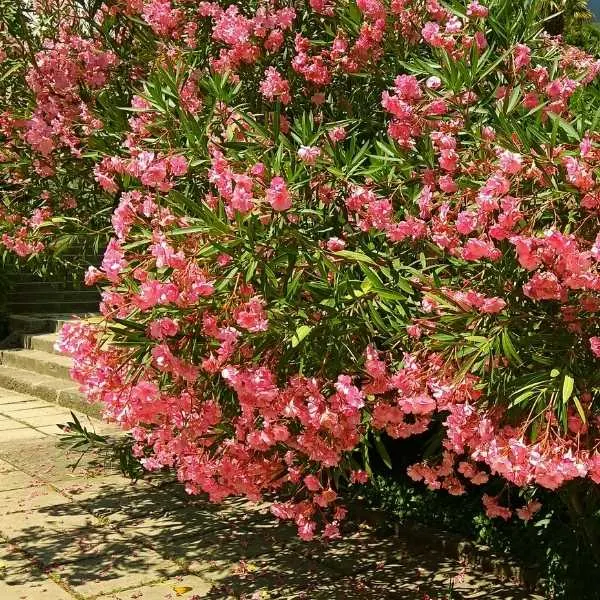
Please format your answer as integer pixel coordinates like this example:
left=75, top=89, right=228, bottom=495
left=207, top=148, right=293, bottom=218
left=197, top=3, right=296, bottom=77
left=94, top=152, right=188, bottom=194
left=142, top=0, right=183, bottom=38
left=0, top=200, right=55, bottom=257
left=8, top=0, right=600, bottom=540
left=59, top=0, right=600, bottom=533
left=23, top=33, right=117, bottom=161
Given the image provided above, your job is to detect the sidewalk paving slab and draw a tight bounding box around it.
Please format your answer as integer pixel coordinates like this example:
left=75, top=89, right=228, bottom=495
left=0, top=458, right=16, bottom=473
left=0, top=577, right=75, bottom=599
left=50, top=545, right=183, bottom=598
left=0, top=541, right=75, bottom=600
left=0, top=416, right=32, bottom=432
left=0, top=485, right=73, bottom=516
left=0, top=438, right=106, bottom=483
left=95, top=574, right=213, bottom=600
left=0, top=427, right=48, bottom=443
left=0, top=399, right=59, bottom=412
left=0, top=387, right=545, bottom=600
left=0, top=469, right=45, bottom=492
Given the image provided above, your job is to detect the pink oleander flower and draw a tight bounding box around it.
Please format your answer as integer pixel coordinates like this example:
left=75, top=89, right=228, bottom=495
left=356, top=0, right=386, bottom=21
left=438, top=175, right=458, bottom=193
left=334, top=374, right=365, bottom=410
left=101, top=239, right=128, bottom=283
left=350, top=470, right=369, bottom=484
left=498, top=149, right=523, bottom=175
left=230, top=174, right=255, bottom=214
left=482, top=494, right=512, bottom=520
left=259, top=67, right=292, bottom=104
left=462, top=238, right=501, bottom=261
left=439, top=148, right=459, bottom=172
left=168, top=155, right=188, bottom=176
left=326, top=237, right=346, bottom=251
left=217, top=253, right=233, bottom=267
left=589, top=454, right=600, bottom=484
left=148, top=317, right=179, bottom=340
left=394, top=74, right=422, bottom=101
left=422, top=22, right=444, bottom=48
left=309, top=0, right=334, bottom=15
left=322, top=522, right=341, bottom=539
left=399, top=393, right=436, bottom=415
left=426, top=76, right=442, bottom=90
left=467, top=1, right=489, bottom=18
left=142, top=0, right=183, bottom=37
left=479, top=297, right=507, bottom=314
left=523, top=272, right=564, bottom=302
left=304, top=474, right=321, bottom=491
left=298, top=146, right=321, bottom=165
left=328, top=126, right=347, bottom=143
left=84, top=266, right=104, bottom=286
left=266, top=176, right=292, bottom=211
left=235, top=297, right=269, bottom=332
left=407, top=324, right=422, bottom=339
left=298, top=519, right=317, bottom=541
left=514, top=44, right=531, bottom=70
left=516, top=501, right=542, bottom=522
left=563, top=156, right=595, bottom=192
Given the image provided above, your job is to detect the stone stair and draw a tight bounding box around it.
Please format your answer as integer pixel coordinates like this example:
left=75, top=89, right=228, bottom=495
left=0, top=315, right=101, bottom=418
left=5, top=271, right=101, bottom=315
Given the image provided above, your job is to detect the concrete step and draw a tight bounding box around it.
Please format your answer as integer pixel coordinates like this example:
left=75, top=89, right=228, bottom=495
left=6, top=301, right=100, bottom=314
left=8, top=315, right=57, bottom=334
left=1, top=349, right=73, bottom=380
left=4, top=273, right=48, bottom=283
left=7, top=290, right=100, bottom=303
left=8, top=314, right=99, bottom=334
left=4, top=274, right=93, bottom=286
left=9, top=281, right=81, bottom=292
left=22, top=332, right=60, bottom=355
left=0, top=365, right=101, bottom=418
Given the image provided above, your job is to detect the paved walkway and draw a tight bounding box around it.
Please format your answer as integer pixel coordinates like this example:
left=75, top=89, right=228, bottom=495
left=0, top=388, right=544, bottom=600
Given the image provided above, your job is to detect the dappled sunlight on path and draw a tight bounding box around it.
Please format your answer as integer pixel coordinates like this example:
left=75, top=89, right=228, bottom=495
left=0, top=388, right=543, bottom=599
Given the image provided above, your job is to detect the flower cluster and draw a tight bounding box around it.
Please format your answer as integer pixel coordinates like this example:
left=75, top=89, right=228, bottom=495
left=24, top=33, right=118, bottom=162
left=5, top=0, right=600, bottom=539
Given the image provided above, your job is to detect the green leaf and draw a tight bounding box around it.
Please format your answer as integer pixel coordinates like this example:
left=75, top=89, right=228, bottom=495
left=360, top=264, right=383, bottom=286
left=573, top=396, right=587, bottom=424
left=291, top=325, right=313, bottom=348
left=245, top=258, right=257, bottom=282
left=549, top=114, right=579, bottom=141
left=562, top=374, right=575, bottom=404
left=334, top=250, right=377, bottom=266
left=396, top=277, right=413, bottom=294
left=372, top=287, right=405, bottom=302
left=505, top=84, right=522, bottom=115
left=501, top=330, right=521, bottom=365
left=373, top=434, right=392, bottom=470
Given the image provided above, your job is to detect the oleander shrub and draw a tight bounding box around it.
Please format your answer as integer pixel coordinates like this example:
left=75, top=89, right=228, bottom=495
left=0, top=0, right=143, bottom=274
left=4, top=0, right=600, bottom=571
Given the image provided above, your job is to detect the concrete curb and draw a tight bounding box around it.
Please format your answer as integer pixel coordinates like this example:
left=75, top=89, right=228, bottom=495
left=347, top=501, right=542, bottom=594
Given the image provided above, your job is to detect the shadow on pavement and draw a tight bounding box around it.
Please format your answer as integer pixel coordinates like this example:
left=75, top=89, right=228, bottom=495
left=3, top=475, right=539, bottom=600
